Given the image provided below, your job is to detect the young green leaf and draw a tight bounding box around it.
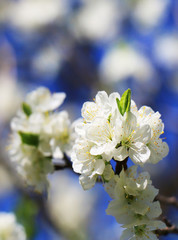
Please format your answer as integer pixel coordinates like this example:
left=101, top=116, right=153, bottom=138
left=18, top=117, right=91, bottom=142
left=22, top=102, right=32, bottom=117
left=116, top=89, right=131, bottom=116
left=19, top=131, right=39, bottom=147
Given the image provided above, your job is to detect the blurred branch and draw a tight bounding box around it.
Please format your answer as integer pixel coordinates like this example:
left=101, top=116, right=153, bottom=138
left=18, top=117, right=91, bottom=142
left=156, top=194, right=178, bottom=209
left=156, top=217, right=178, bottom=236
left=54, top=154, right=73, bottom=171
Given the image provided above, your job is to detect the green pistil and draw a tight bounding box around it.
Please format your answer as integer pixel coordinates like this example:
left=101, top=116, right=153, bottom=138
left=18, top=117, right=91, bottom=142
left=107, top=114, right=112, bottom=123
left=134, top=225, right=147, bottom=236
left=115, top=142, right=121, bottom=149
left=135, top=214, right=143, bottom=220
left=125, top=193, right=135, bottom=204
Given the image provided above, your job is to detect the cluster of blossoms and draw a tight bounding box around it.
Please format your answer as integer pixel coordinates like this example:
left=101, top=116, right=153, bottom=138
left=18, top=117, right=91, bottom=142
left=71, top=89, right=169, bottom=239
left=71, top=90, right=169, bottom=189
left=9, top=87, right=77, bottom=192
left=105, top=166, right=166, bottom=239
left=0, top=212, right=26, bottom=240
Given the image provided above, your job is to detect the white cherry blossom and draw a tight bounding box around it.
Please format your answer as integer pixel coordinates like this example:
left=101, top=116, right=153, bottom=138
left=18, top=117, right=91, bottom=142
left=82, top=91, right=120, bottom=122
left=25, top=87, right=66, bottom=113
left=86, top=116, right=117, bottom=160
left=72, top=138, right=105, bottom=190
left=113, top=112, right=151, bottom=165
left=0, top=212, right=26, bottom=240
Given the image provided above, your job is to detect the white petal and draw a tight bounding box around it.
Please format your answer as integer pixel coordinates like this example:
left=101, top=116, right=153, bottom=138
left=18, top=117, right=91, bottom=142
left=86, top=117, right=113, bottom=143
left=131, top=100, right=138, bottom=116
left=133, top=124, right=151, bottom=144
left=147, top=201, right=162, bottom=219
left=148, top=139, right=169, bottom=164
left=53, top=146, right=63, bottom=159
left=94, top=159, right=105, bottom=175
left=95, top=91, right=109, bottom=105
left=79, top=174, right=97, bottom=190
left=122, top=112, right=137, bottom=137
left=90, top=144, right=106, bottom=155
left=49, top=92, right=66, bottom=110
left=114, top=146, right=128, bottom=161
left=120, top=229, right=133, bottom=240
left=129, top=142, right=150, bottom=165
left=82, top=102, right=98, bottom=121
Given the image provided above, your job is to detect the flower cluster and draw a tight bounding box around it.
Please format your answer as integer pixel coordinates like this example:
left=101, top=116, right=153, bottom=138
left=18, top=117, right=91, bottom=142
left=105, top=166, right=166, bottom=239
left=72, top=90, right=169, bottom=190
left=0, top=212, right=26, bottom=240
left=9, top=87, right=77, bottom=192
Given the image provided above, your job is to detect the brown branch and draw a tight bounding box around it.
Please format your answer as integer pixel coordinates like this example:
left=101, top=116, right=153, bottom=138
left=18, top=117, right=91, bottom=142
left=156, top=194, right=178, bottom=208
left=156, top=217, right=178, bottom=236
left=54, top=154, right=73, bottom=171
left=156, top=226, right=178, bottom=236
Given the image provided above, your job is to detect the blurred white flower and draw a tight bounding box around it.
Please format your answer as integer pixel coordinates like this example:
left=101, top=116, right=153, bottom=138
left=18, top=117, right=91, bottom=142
left=32, top=46, right=62, bottom=77
left=0, top=166, right=13, bottom=194
left=48, top=171, right=95, bottom=237
left=132, top=0, right=168, bottom=30
left=9, top=132, right=54, bottom=193
left=154, top=34, right=178, bottom=69
left=0, top=212, right=26, bottom=240
left=42, top=111, right=78, bottom=159
left=25, top=87, right=66, bottom=113
left=0, top=78, right=22, bottom=124
left=7, top=0, right=68, bottom=31
left=100, top=45, right=154, bottom=83
left=73, top=0, right=121, bottom=41
left=8, top=87, right=77, bottom=192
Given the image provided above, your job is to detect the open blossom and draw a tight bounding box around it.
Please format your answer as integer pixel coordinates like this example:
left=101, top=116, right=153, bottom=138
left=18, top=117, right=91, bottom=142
left=8, top=87, right=78, bottom=192
left=81, top=91, right=120, bottom=122
left=72, top=138, right=106, bottom=190
left=0, top=212, right=26, bottom=240
left=25, top=87, right=66, bottom=113
left=113, top=112, right=151, bottom=165
left=120, top=221, right=166, bottom=240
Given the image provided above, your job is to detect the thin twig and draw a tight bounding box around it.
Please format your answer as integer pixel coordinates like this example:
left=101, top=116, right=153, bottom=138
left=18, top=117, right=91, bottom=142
left=54, top=154, right=73, bottom=171
left=156, top=194, right=178, bottom=208
left=156, top=217, right=178, bottom=236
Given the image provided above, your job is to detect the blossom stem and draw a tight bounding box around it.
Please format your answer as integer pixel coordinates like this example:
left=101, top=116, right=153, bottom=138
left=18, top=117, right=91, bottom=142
left=114, top=157, right=128, bottom=175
